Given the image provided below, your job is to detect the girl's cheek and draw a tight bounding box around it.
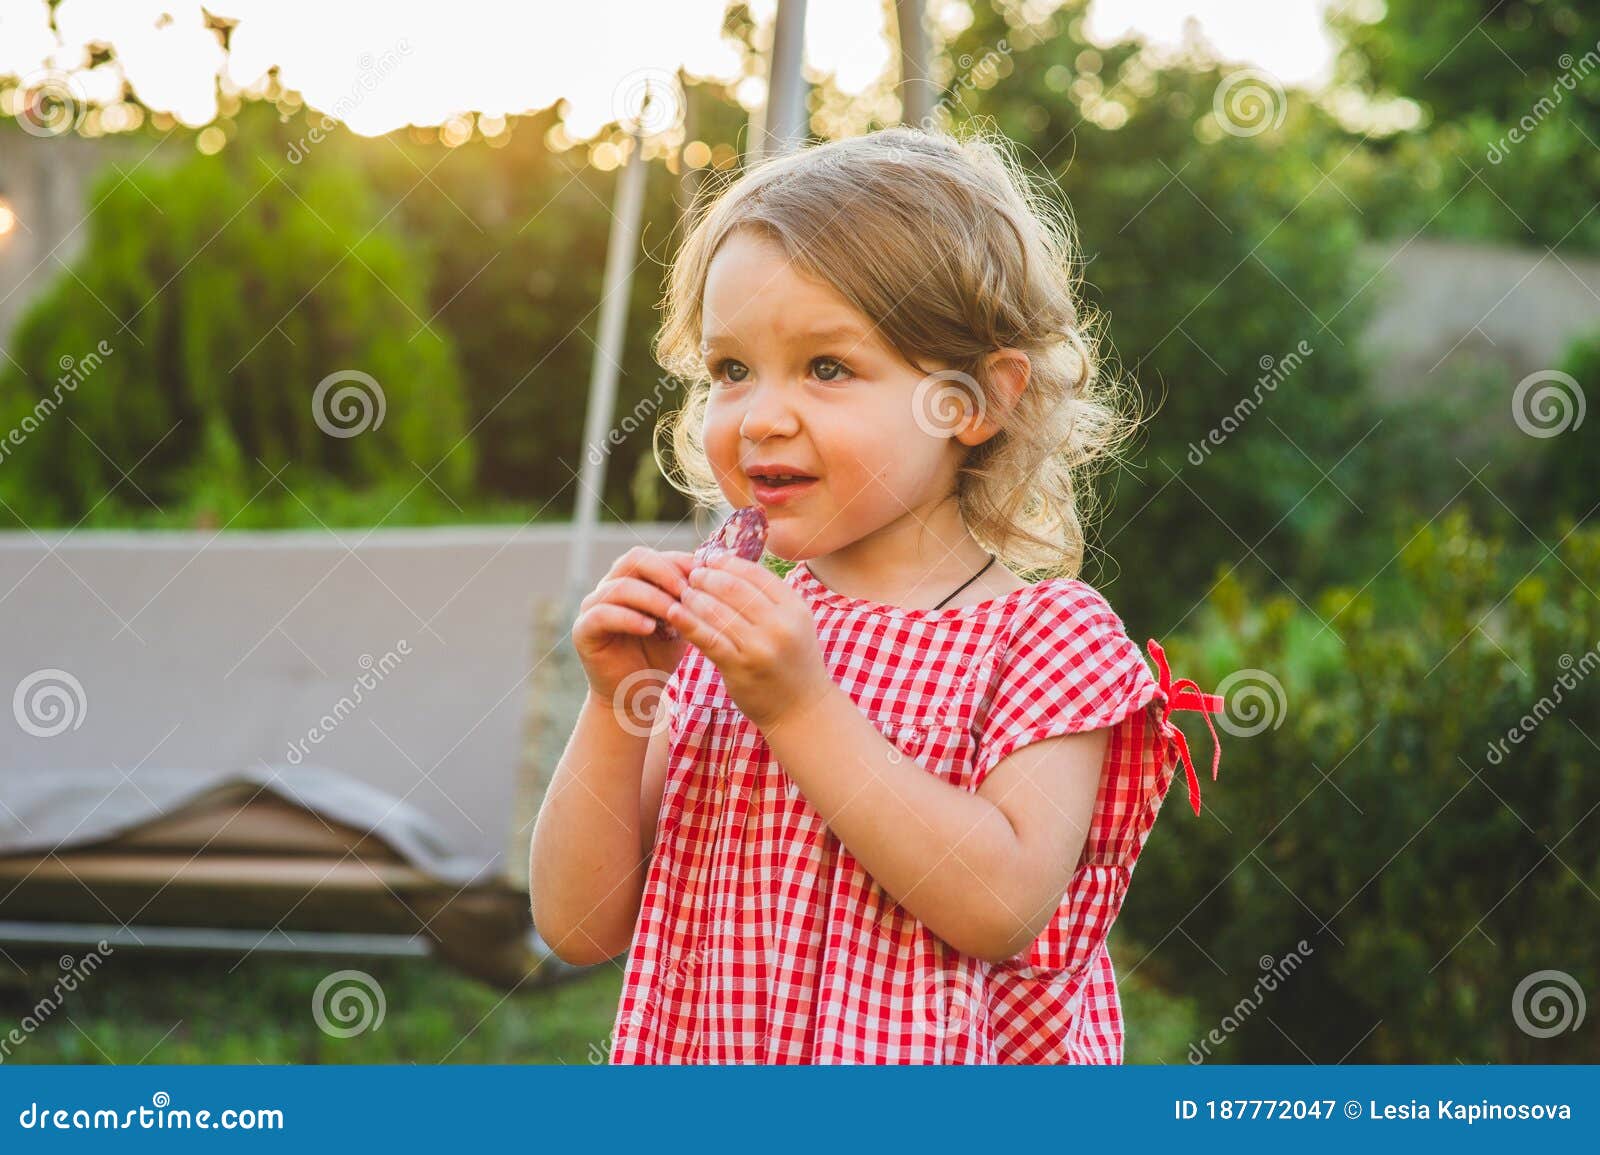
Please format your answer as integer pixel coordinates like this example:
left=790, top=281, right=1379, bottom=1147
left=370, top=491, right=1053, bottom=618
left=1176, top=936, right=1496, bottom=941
left=701, top=406, right=741, bottom=468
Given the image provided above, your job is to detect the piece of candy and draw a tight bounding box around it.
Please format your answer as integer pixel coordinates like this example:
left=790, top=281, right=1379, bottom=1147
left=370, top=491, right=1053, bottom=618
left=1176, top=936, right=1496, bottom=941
left=654, top=505, right=770, bottom=641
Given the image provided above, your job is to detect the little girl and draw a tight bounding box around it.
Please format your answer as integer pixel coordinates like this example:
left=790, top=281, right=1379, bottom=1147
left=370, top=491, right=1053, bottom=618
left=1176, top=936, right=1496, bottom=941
left=529, top=125, right=1225, bottom=1064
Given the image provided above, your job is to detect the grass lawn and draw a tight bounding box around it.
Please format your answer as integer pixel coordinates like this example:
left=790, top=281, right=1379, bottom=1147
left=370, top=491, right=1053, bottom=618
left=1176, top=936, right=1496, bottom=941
left=0, top=949, right=628, bottom=1065
left=0, top=940, right=1201, bottom=1065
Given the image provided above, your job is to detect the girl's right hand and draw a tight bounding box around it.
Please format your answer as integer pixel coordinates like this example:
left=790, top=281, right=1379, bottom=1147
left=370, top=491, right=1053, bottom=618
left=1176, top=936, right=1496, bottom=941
left=572, top=546, right=697, bottom=707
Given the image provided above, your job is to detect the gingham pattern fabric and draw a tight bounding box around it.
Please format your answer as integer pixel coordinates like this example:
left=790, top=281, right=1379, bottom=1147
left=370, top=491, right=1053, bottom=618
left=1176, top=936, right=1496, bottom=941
left=608, top=560, right=1223, bottom=1064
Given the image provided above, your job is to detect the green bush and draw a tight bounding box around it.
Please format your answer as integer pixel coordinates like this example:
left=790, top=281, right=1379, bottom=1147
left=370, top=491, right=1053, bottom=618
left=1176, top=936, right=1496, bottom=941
left=1126, top=508, right=1600, bottom=1061
left=0, top=103, right=474, bottom=528
left=1332, top=0, right=1600, bottom=252
left=1514, top=328, right=1600, bottom=536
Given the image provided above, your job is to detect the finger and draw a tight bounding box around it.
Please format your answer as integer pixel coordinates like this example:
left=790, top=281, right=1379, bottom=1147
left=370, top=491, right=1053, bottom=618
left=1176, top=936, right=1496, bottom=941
left=701, top=553, right=784, bottom=606
left=603, top=545, right=651, bottom=579
left=628, top=549, right=693, bottom=599
left=687, top=562, right=773, bottom=623
left=665, top=596, right=741, bottom=660
left=577, top=601, right=659, bottom=638
left=595, top=575, right=683, bottom=623
left=678, top=581, right=755, bottom=640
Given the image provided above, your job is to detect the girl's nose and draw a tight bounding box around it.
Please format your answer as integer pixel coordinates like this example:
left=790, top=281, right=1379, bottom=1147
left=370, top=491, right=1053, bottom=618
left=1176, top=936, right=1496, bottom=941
left=737, top=379, right=802, bottom=441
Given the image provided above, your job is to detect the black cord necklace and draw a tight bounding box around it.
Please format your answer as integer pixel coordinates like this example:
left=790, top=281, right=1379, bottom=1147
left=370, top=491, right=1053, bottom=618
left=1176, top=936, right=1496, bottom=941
left=931, top=553, right=997, bottom=610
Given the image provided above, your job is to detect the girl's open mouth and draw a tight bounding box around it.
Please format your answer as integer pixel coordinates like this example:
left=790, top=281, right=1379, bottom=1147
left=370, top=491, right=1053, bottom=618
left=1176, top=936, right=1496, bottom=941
left=750, top=475, right=818, bottom=506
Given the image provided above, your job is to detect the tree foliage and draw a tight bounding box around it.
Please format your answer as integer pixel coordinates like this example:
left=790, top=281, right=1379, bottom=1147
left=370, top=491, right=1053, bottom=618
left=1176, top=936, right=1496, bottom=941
left=0, top=103, right=473, bottom=526
left=1129, top=510, right=1600, bottom=1062
left=945, top=2, right=1380, bottom=630
left=1333, top=0, right=1600, bottom=250
left=360, top=92, right=743, bottom=520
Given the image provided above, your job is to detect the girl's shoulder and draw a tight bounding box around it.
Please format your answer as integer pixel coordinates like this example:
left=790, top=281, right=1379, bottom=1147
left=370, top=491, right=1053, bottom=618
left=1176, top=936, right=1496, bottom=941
left=985, top=572, right=1152, bottom=697
left=999, top=574, right=1129, bottom=649
left=969, top=575, right=1162, bottom=788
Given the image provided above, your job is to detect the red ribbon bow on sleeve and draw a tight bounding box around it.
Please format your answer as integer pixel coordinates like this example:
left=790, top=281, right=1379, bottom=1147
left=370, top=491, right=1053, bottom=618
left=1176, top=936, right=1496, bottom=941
left=1146, top=638, right=1225, bottom=816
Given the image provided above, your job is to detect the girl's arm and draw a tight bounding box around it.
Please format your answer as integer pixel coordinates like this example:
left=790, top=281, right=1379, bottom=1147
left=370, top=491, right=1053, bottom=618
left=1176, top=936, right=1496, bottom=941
left=528, top=689, right=670, bottom=966
left=761, top=684, right=1106, bottom=965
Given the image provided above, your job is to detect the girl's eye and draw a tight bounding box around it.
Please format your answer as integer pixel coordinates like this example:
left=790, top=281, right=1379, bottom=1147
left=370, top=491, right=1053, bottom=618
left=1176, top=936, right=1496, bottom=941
left=811, top=357, right=851, bottom=382
left=711, top=359, right=749, bottom=384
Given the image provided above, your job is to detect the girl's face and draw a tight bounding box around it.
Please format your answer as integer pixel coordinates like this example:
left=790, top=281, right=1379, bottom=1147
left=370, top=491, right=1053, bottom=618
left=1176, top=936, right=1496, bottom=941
left=699, top=229, right=974, bottom=562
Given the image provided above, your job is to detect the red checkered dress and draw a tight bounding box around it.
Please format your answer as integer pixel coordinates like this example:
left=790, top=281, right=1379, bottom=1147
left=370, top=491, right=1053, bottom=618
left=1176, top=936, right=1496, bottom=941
left=608, top=559, right=1223, bottom=1064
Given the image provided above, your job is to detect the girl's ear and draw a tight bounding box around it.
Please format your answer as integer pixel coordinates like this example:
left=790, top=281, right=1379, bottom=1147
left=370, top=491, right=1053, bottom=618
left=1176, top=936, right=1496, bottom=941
left=955, top=348, right=1030, bottom=447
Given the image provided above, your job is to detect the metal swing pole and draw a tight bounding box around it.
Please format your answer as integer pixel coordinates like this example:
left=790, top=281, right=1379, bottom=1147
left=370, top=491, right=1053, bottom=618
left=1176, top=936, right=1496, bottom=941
left=564, top=122, right=650, bottom=625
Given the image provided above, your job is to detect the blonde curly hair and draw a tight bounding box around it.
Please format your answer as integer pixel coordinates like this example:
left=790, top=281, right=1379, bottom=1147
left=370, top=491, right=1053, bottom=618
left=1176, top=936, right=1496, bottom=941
left=652, top=123, right=1139, bottom=579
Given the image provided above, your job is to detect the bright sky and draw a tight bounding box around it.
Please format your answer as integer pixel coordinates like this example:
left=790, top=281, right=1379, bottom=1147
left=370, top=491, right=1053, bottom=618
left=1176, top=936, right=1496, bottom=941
left=0, top=0, right=1338, bottom=138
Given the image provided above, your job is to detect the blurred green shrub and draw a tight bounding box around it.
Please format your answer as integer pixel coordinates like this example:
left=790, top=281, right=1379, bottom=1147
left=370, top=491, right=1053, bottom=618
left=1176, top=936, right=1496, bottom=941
left=0, top=103, right=473, bottom=527
left=1124, top=508, right=1600, bottom=1061
left=1514, top=327, right=1600, bottom=536
left=1332, top=0, right=1600, bottom=251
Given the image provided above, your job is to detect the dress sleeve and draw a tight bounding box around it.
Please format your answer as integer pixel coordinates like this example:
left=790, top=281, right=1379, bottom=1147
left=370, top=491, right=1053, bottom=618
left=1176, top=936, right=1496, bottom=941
left=972, top=582, right=1166, bottom=986
left=970, top=580, right=1162, bottom=792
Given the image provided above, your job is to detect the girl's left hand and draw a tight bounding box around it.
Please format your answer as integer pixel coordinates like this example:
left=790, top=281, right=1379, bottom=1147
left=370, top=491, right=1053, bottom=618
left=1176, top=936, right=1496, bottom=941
left=663, top=553, right=832, bottom=733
